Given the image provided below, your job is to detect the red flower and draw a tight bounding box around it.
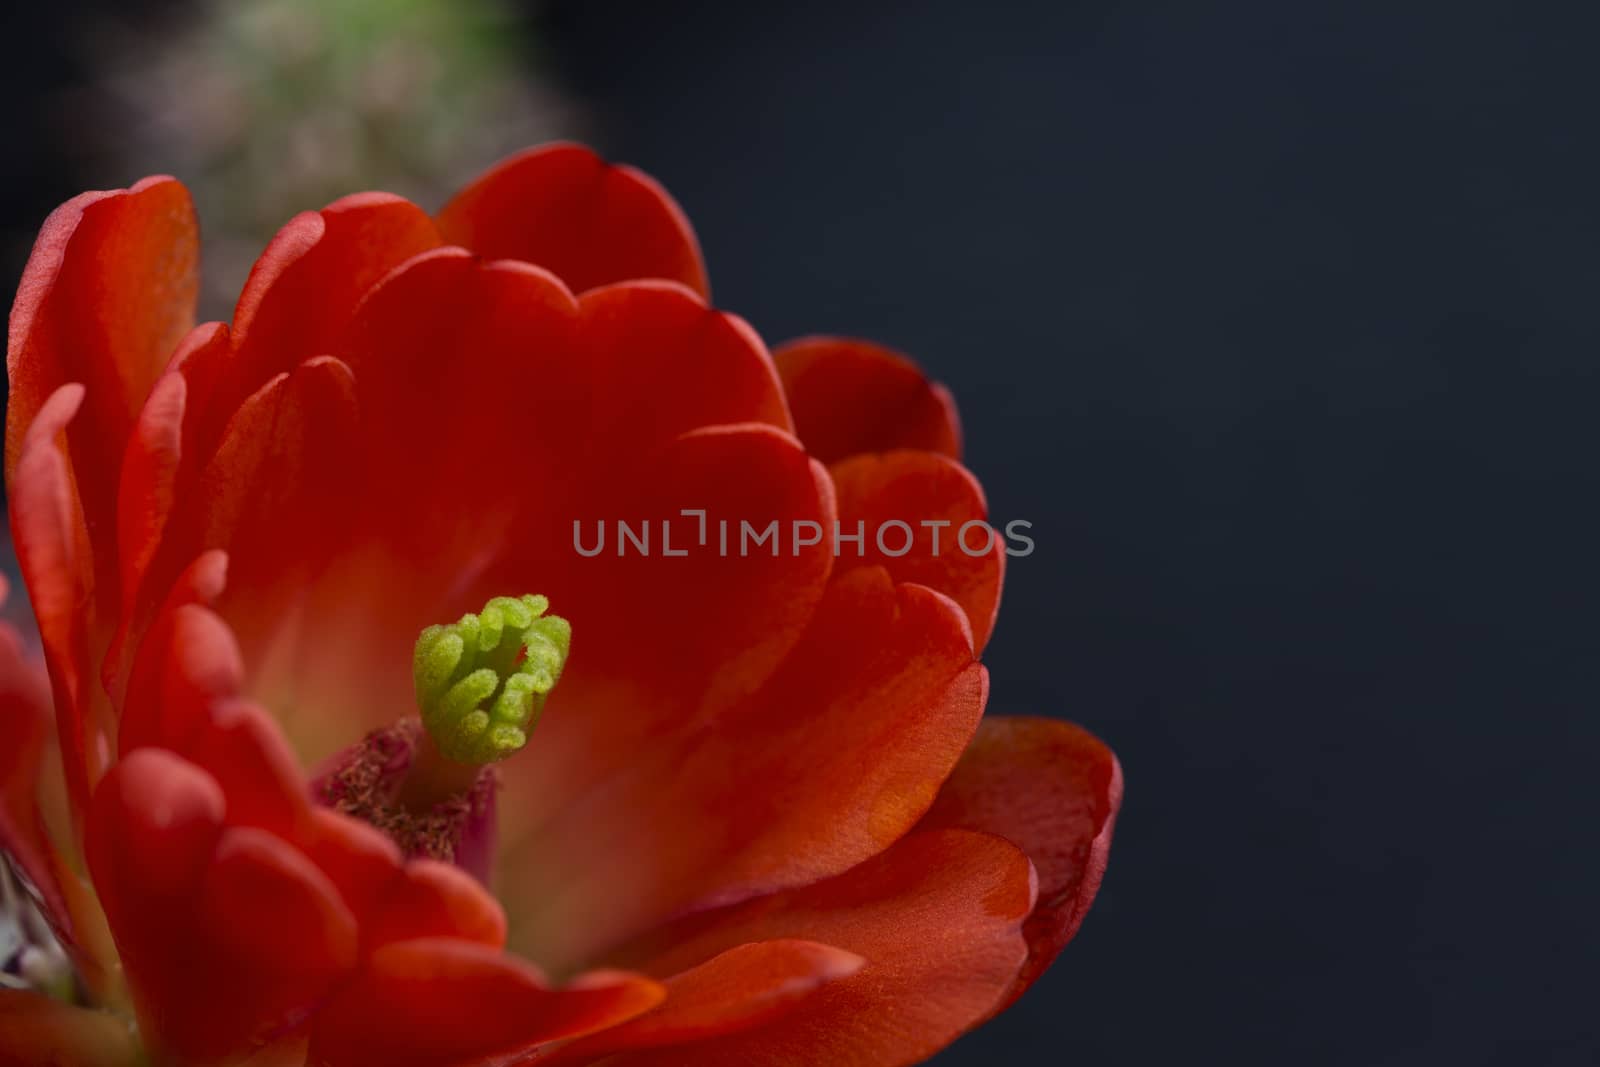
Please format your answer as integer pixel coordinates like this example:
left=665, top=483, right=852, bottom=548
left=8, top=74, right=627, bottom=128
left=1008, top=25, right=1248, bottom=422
left=0, top=143, right=1120, bottom=1066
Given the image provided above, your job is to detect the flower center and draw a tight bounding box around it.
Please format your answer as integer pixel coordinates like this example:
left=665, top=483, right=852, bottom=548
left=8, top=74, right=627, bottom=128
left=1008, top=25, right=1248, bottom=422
left=412, top=594, right=572, bottom=766
left=311, top=595, right=570, bottom=881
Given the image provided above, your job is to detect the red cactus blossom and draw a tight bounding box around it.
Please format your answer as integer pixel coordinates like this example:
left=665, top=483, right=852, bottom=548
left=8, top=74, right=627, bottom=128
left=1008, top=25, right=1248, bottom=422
left=0, top=143, right=1121, bottom=1066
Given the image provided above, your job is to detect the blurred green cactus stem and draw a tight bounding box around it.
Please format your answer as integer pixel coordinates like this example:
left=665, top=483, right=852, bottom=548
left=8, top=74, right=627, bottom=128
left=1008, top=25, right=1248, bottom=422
left=413, top=595, right=571, bottom=766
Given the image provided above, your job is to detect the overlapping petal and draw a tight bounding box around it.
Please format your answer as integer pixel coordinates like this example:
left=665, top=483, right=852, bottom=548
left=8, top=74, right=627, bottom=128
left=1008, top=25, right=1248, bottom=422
left=4, top=177, right=198, bottom=591
left=228, top=194, right=442, bottom=413
left=920, top=716, right=1122, bottom=1006
left=774, top=337, right=961, bottom=464
left=831, top=449, right=1005, bottom=651
left=601, top=829, right=1037, bottom=1067
left=309, top=938, right=663, bottom=1067
left=528, top=940, right=865, bottom=1065
left=437, top=142, right=708, bottom=297
left=111, top=194, right=437, bottom=692
left=576, top=280, right=793, bottom=451
left=109, top=322, right=231, bottom=659
left=10, top=386, right=103, bottom=819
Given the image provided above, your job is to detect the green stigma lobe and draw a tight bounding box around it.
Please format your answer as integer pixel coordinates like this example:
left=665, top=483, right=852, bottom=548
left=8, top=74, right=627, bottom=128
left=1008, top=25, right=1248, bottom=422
left=413, top=595, right=571, bottom=765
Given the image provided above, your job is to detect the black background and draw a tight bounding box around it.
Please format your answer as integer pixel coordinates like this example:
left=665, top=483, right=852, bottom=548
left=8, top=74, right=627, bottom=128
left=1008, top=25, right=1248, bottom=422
left=5, top=2, right=1597, bottom=1064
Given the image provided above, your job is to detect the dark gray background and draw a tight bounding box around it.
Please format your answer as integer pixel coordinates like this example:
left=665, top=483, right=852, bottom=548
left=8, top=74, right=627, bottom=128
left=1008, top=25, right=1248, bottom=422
left=5, top=2, right=1596, bottom=1064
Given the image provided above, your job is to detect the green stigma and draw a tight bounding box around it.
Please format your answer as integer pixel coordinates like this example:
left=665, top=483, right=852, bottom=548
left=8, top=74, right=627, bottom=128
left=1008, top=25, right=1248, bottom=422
left=413, top=595, right=571, bottom=765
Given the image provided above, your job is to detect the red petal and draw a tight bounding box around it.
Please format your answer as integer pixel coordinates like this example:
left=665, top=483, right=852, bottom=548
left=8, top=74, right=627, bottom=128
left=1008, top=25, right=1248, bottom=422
left=219, top=194, right=440, bottom=450
left=84, top=749, right=225, bottom=1059
left=335, top=250, right=584, bottom=590
left=119, top=602, right=242, bottom=757
left=191, top=192, right=436, bottom=469
left=0, top=622, right=50, bottom=819
left=198, top=826, right=359, bottom=976
left=438, top=142, right=708, bottom=297
left=301, top=808, right=405, bottom=923
left=0, top=618, right=69, bottom=936
left=156, top=356, right=362, bottom=698
left=773, top=336, right=962, bottom=464
left=119, top=594, right=312, bottom=836
left=831, top=449, right=1005, bottom=651
left=535, top=940, right=864, bottom=1065
left=104, top=197, right=435, bottom=703
left=114, top=369, right=186, bottom=621
left=505, top=567, right=984, bottom=971
left=105, top=325, right=232, bottom=698
left=9, top=385, right=103, bottom=817
left=115, top=550, right=228, bottom=744
left=606, top=829, right=1035, bottom=1067
left=200, top=355, right=358, bottom=558
left=5, top=177, right=198, bottom=572
left=366, top=860, right=508, bottom=950
left=85, top=748, right=224, bottom=897
left=920, top=716, right=1122, bottom=1006
left=309, top=938, right=665, bottom=1066
left=577, top=280, right=792, bottom=456
left=88, top=751, right=368, bottom=1059
left=0, top=990, right=139, bottom=1066
left=338, top=252, right=581, bottom=572
left=182, top=699, right=312, bottom=839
